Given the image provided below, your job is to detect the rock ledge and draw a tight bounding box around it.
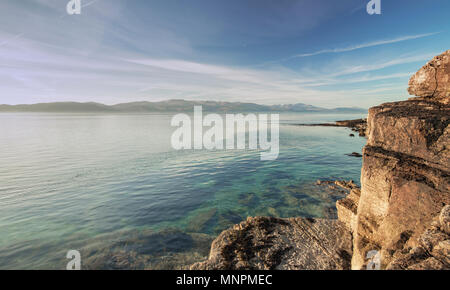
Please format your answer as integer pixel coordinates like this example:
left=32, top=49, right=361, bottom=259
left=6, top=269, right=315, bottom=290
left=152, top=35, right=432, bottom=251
left=190, top=217, right=352, bottom=270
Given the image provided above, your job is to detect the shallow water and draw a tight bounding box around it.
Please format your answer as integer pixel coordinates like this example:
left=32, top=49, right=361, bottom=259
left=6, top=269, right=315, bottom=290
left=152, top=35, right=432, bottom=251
left=0, top=112, right=366, bottom=269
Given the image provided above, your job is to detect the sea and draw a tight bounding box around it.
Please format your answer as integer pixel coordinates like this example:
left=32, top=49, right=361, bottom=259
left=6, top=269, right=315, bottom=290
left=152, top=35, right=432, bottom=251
left=0, top=112, right=366, bottom=269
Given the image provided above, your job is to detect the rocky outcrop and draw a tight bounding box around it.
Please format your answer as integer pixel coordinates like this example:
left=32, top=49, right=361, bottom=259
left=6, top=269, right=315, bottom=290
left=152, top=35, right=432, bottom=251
left=190, top=51, right=449, bottom=270
left=339, top=50, right=450, bottom=269
left=335, top=119, right=368, bottom=137
left=386, top=205, right=450, bottom=269
left=190, top=217, right=352, bottom=270
left=336, top=187, right=361, bottom=233
left=408, top=50, right=450, bottom=104
left=294, top=119, right=368, bottom=137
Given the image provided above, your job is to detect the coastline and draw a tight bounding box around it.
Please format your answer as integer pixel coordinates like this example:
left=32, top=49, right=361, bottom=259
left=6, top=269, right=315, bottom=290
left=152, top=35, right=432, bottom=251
left=190, top=50, right=450, bottom=270
left=293, top=118, right=368, bottom=137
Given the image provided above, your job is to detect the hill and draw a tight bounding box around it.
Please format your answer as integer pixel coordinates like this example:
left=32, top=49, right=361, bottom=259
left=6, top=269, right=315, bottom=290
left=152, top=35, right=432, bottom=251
left=0, top=100, right=367, bottom=113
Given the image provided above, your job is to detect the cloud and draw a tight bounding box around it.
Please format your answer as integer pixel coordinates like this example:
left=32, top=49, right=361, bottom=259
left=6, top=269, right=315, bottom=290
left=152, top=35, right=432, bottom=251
left=127, top=59, right=266, bottom=84
left=82, top=0, right=101, bottom=8
left=0, top=1, right=439, bottom=109
left=287, top=32, right=439, bottom=59
left=331, top=53, right=436, bottom=76
left=125, top=56, right=417, bottom=108
left=0, top=31, right=429, bottom=109
left=300, top=72, right=413, bottom=87
left=0, top=33, right=25, bottom=47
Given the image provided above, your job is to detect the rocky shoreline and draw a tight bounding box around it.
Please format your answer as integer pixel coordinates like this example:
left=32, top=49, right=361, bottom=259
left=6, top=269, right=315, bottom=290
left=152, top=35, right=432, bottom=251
left=190, top=217, right=353, bottom=270
left=190, top=50, right=450, bottom=270
left=294, top=118, right=368, bottom=137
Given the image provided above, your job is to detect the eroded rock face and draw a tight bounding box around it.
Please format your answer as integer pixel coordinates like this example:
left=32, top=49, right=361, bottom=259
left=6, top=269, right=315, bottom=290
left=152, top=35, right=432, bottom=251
left=336, top=187, right=360, bottom=233
left=366, top=100, right=449, bottom=169
left=347, top=99, right=450, bottom=269
left=190, top=217, right=352, bottom=270
left=408, top=50, right=450, bottom=104
left=386, top=205, right=450, bottom=270
left=191, top=52, right=449, bottom=271
left=343, top=51, right=450, bottom=270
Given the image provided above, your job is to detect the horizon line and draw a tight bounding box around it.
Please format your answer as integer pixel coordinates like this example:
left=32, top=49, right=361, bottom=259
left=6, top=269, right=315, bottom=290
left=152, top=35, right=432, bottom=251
left=0, top=99, right=368, bottom=110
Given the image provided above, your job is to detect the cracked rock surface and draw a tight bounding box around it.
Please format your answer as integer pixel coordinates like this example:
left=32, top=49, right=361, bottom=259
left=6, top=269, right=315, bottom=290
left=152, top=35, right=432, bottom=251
left=190, top=51, right=449, bottom=270
left=190, top=217, right=352, bottom=270
left=408, top=50, right=450, bottom=104
left=387, top=205, right=450, bottom=269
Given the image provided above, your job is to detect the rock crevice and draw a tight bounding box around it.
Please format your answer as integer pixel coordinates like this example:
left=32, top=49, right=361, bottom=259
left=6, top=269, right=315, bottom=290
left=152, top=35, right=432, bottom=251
left=341, top=50, right=449, bottom=269
left=190, top=217, right=353, bottom=270
left=408, top=50, right=450, bottom=104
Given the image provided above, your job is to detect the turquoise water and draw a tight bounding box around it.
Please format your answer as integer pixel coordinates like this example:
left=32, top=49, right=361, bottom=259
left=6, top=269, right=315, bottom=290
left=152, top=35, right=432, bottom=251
left=0, top=112, right=366, bottom=269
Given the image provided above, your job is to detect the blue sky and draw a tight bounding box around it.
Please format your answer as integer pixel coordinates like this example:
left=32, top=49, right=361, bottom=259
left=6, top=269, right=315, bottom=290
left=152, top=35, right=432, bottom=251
left=0, top=0, right=449, bottom=108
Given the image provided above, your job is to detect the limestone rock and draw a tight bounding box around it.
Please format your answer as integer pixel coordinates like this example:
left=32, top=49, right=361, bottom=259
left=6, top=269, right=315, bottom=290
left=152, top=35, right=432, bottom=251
left=349, top=51, right=450, bottom=269
left=408, top=50, right=450, bottom=104
left=440, top=205, right=450, bottom=234
left=191, top=51, right=450, bottom=271
left=336, top=188, right=360, bottom=233
left=366, top=99, right=449, bottom=169
left=387, top=206, right=450, bottom=270
left=351, top=98, right=450, bottom=269
left=190, top=217, right=352, bottom=270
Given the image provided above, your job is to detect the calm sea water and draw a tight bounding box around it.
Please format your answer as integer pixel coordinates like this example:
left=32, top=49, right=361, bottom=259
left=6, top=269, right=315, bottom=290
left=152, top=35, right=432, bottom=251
left=0, top=112, right=366, bottom=269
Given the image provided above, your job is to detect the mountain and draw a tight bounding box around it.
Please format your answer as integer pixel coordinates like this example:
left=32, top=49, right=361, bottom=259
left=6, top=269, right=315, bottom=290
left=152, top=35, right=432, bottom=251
left=0, top=102, right=114, bottom=112
left=0, top=100, right=367, bottom=113
left=110, top=99, right=271, bottom=112
left=270, top=103, right=325, bottom=112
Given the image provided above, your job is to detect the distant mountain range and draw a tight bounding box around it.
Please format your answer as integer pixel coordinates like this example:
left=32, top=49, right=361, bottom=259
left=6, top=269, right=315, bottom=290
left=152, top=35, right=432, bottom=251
left=0, top=100, right=367, bottom=113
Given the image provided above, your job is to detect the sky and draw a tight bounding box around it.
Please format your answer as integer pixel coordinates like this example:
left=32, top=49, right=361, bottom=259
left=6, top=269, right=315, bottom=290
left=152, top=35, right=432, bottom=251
left=0, top=0, right=449, bottom=108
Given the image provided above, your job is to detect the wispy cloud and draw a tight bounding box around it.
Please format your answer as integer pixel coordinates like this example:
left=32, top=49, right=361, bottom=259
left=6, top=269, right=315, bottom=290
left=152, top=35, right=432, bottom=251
left=300, top=72, right=413, bottom=87
left=82, top=0, right=101, bottom=8
left=0, top=1, right=445, bottom=109
left=128, top=59, right=263, bottom=83
left=0, top=33, right=25, bottom=48
left=0, top=32, right=430, bottom=109
left=331, top=53, right=437, bottom=76
left=289, top=32, right=439, bottom=59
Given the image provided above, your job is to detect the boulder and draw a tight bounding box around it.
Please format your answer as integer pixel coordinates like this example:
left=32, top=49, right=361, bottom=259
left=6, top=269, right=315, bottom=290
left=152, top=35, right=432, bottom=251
left=349, top=99, right=450, bottom=269
left=408, top=50, right=450, bottom=104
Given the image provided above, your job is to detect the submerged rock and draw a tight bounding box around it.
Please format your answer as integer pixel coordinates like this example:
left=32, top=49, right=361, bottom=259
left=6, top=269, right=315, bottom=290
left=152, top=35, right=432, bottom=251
left=82, top=229, right=214, bottom=270
left=267, top=207, right=280, bottom=217
left=190, top=217, right=352, bottom=270
left=237, top=192, right=260, bottom=207
left=346, top=152, right=362, bottom=158
left=214, top=211, right=244, bottom=234
left=316, top=179, right=359, bottom=192
left=186, top=208, right=218, bottom=233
